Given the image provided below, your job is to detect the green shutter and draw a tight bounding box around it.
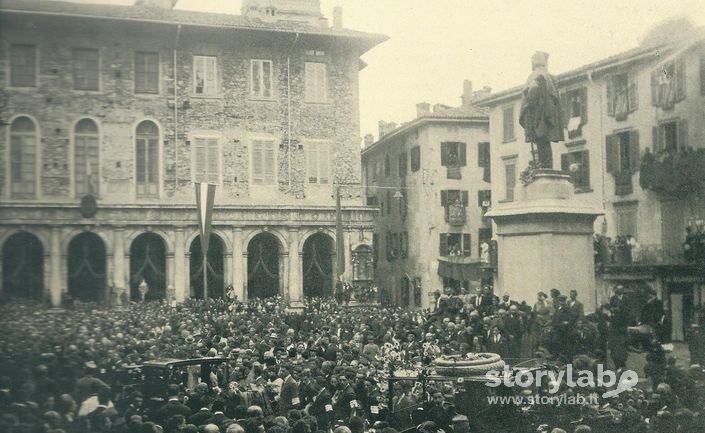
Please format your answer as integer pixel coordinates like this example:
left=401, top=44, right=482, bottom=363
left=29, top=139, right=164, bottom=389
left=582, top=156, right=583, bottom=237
left=441, top=190, right=447, bottom=206
left=675, top=57, right=687, bottom=101
left=441, top=142, right=449, bottom=166
left=606, top=77, right=615, bottom=116
left=439, top=233, right=448, bottom=256
left=579, top=87, right=588, bottom=125
left=458, top=142, right=467, bottom=166
left=580, top=150, right=590, bottom=190
left=461, top=190, right=469, bottom=206
left=629, top=130, right=640, bottom=172
left=462, top=234, right=471, bottom=256
left=606, top=134, right=617, bottom=173
left=628, top=72, right=638, bottom=112
left=651, top=69, right=660, bottom=106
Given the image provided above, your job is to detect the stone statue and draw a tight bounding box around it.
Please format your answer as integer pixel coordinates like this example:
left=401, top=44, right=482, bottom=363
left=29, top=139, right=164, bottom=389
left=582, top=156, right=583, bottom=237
left=480, top=241, right=490, bottom=265
left=519, top=51, right=564, bottom=168
left=138, top=278, right=149, bottom=302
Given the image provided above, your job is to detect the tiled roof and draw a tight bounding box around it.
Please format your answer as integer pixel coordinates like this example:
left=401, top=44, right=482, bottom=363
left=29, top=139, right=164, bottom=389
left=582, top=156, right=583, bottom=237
left=475, top=31, right=705, bottom=106
left=0, top=0, right=388, bottom=52
left=362, top=104, right=488, bottom=155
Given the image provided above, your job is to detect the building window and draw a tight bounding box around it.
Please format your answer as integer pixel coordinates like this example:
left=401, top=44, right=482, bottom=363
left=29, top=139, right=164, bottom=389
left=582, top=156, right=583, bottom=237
left=305, top=62, right=327, bottom=102
left=504, top=162, right=516, bottom=201
left=9, top=116, right=38, bottom=198
left=560, top=150, right=591, bottom=192
left=384, top=154, right=391, bottom=177
left=305, top=49, right=327, bottom=57
left=307, top=141, right=330, bottom=184
left=441, top=142, right=466, bottom=166
left=478, top=142, right=490, bottom=167
left=135, top=121, right=159, bottom=197
left=386, top=190, right=391, bottom=215
left=74, top=119, right=100, bottom=196
left=561, top=87, right=588, bottom=138
left=651, top=57, right=686, bottom=109
left=441, top=190, right=468, bottom=223
left=398, top=152, right=407, bottom=176
left=193, top=55, right=217, bottom=95
left=477, top=189, right=491, bottom=207
left=410, top=146, right=421, bottom=172
left=251, top=59, right=273, bottom=98
left=653, top=120, right=688, bottom=153
left=193, top=137, right=220, bottom=184
left=478, top=228, right=492, bottom=257
left=352, top=245, right=373, bottom=281
left=9, top=44, right=37, bottom=87
left=400, top=232, right=408, bottom=258
left=372, top=234, right=379, bottom=269
left=502, top=106, right=515, bottom=142
left=73, top=48, right=100, bottom=91
left=607, top=71, right=637, bottom=120
left=251, top=139, right=276, bottom=185
left=606, top=131, right=640, bottom=173
left=134, top=52, right=159, bottom=94
left=439, top=233, right=471, bottom=257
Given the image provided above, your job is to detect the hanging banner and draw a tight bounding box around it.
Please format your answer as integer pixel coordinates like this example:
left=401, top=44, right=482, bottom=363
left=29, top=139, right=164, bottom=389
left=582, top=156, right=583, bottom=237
left=335, top=187, right=345, bottom=278
left=195, top=182, right=217, bottom=255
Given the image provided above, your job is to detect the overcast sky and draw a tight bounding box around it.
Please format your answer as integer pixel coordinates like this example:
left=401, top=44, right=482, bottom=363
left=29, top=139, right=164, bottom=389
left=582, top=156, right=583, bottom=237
left=49, top=0, right=705, bottom=140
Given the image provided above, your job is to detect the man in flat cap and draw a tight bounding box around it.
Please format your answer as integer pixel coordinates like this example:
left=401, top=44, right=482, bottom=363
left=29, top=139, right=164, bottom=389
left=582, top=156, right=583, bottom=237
left=519, top=51, right=564, bottom=169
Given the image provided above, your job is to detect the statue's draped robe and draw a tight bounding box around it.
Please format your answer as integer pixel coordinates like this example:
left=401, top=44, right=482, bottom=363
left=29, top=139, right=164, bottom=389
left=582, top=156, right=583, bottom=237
left=519, top=68, right=564, bottom=144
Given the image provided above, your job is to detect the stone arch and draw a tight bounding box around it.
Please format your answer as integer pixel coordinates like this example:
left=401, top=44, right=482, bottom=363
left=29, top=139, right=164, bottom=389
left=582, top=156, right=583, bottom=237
left=184, top=228, right=233, bottom=256
left=61, top=227, right=113, bottom=257
left=188, top=232, right=226, bottom=299
left=0, top=227, right=50, bottom=256
left=246, top=231, right=284, bottom=299
left=298, top=227, right=336, bottom=254
left=242, top=227, right=288, bottom=254
left=302, top=231, right=335, bottom=298
left=129, top=231, right=168, bottom=301
left=2, top=230, right=45, bottom=301
left=125, top=228, right=175, bottom=255
left=67, top=231, right=107, bottom=303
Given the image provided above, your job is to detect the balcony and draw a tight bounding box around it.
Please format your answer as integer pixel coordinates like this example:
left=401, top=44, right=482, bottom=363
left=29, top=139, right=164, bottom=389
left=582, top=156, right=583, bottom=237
left=614, top=171, right=633, bottom=196
left=640, top=148, right=705, bottom=199
left=446, top=165, right=462, bottom=180
left=445, top=203, right=466, bottom=226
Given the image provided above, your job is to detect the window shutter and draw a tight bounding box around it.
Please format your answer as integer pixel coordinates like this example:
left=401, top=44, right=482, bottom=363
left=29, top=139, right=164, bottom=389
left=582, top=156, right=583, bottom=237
left=440, top=142, right=449, bottom=166
left=441, top=190, right=447, bottom=207
left=605, top=134, right=617, bottom=173
left=651, top=69, right=660, bottom=106
left=461, top=190, right=468, bottom=206
left=206, top=139, right=218, bottom=183
left=305, top=63, right=316, bottom=100
left=560, top=91, right=568, bottom=128
left=606, top=77, right=615, bottom=116
left=265, top=141, right=275, bottom=184
left=652, top=126, right=663, bottom=153
left=580, top=150, right=590, bottom=190
left=252, top=141, right=263, bottom=183
left=195, top=138, right=206, bottom=181
left=439, top=234, right=448, bottom=256
left=628, top=72, right=638, bottom=112
left=458, top=142, right=467, bottom=166
left=629, top=130, right=640, bottom=173
left=678, top=119, right=688, bottom=149
left=579, top=87, right=588, bottom=125
left=462, top=234, right=471, bottom=256
left=206, top=57, right=217, bottom=94
left=319, top=144, right=329, bottom=184
left=411, top=146, right=420, bottom=172
left=675, top=57, right=686, bottom=101
left=478, top=142, right=490, bottom=167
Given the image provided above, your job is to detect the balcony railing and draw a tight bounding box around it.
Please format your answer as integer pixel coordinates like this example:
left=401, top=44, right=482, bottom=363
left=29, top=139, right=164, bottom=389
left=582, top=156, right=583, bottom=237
left=614, top=171, right=633, bottom=195
left=445, top=203, right=466, bottom=226
left=447, top=165, right=462, bottom=179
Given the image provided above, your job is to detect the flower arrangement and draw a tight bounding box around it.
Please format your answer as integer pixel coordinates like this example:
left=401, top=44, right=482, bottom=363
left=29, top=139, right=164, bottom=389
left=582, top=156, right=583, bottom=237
left=519, top=159, right=542, bottom=186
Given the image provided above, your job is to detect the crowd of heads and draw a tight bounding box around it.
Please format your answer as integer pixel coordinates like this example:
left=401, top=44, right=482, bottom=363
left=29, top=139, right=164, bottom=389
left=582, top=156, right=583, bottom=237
left=0, top=283, right=703, bottom=433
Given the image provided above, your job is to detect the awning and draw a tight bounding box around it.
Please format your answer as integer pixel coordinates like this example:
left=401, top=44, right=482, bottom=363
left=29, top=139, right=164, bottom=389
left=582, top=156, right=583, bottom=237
left=437, top=257, right=483, bottom=281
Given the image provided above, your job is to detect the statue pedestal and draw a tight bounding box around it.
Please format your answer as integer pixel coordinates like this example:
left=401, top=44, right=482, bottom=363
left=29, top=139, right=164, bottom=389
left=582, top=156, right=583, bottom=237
left=485, top=171, right=603, bottom=312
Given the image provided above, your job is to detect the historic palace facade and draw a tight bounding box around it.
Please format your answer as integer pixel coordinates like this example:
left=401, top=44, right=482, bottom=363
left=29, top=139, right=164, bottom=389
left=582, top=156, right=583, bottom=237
left=0, top=0, right=386, bottom=306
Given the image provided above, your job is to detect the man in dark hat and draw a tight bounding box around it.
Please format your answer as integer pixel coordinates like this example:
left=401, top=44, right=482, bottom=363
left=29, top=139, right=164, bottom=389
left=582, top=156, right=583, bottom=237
left=155, top=384, right=192, bottom=427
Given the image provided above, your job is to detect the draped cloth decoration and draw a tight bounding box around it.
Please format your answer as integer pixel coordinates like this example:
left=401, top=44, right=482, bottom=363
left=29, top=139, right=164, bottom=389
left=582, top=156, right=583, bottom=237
left=69, top=241, right=106, bottom=279
left=437, top=257, right=483, bottom=282
left=130, top=234, right=167, bottom=300
left=3, top=232, right=44, bottom=300
left=132, top=242, right=166, bottom=281
left=303, top=242, right=332, bottom=278
left=249, top=242, right=278, bottom=278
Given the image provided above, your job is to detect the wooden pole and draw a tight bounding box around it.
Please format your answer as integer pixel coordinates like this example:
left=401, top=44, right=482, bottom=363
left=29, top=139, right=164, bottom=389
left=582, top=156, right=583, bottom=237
left=203, top=252, right=208, bottom=299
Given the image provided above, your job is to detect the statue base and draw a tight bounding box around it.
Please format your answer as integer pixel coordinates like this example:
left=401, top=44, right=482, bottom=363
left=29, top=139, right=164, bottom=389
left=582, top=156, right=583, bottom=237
left=485, top=171, right=603, bottom=312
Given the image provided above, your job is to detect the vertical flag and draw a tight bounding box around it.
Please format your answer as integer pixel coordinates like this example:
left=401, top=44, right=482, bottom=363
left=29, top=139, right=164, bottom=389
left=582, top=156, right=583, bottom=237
left=335, top=186, right=345, bottom=278
left=195, top=182, right=217, bottom=297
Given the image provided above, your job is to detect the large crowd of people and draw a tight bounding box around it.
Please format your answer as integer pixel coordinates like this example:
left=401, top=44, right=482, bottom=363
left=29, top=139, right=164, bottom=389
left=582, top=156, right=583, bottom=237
left=0, top=283, right=704, bottom=433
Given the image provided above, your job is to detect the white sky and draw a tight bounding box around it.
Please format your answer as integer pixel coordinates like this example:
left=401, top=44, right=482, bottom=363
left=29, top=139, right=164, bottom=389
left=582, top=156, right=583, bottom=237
left=48, top=0, right=705, bottom=140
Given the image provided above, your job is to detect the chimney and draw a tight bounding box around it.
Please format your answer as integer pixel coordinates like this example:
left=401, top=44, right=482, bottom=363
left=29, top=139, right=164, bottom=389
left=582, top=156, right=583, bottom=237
left=134, top=0, right=178, bottom=9
left=363, top=134, right=375, bottom=147
left=333, top=6, right=343, bottom=30
left=433, top=103, right=450, bottom=113
left=472, top=85, right=492, bottom=102
left=461, top=80, right=473, bottom=106
left=416, top=102, right=430, bottom=117
left=378, top=121, right=398, bottom=139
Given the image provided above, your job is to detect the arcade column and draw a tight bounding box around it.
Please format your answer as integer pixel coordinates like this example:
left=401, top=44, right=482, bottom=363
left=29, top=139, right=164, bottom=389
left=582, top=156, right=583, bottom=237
left=485, top=171, right=603, bottom=313
left=288, top=228, right=302, bottom=306
left=173, top=228, right=186, bottom=302
left=232, top=227, right=245, bottom=302
left=49, top=227, right=62, bottom=307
